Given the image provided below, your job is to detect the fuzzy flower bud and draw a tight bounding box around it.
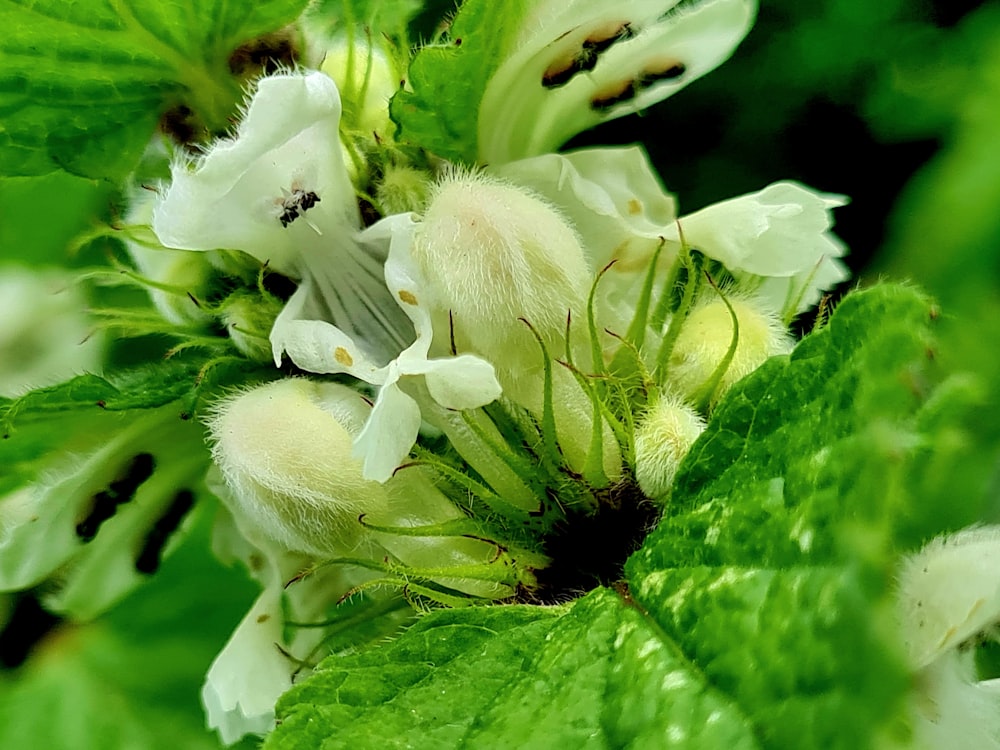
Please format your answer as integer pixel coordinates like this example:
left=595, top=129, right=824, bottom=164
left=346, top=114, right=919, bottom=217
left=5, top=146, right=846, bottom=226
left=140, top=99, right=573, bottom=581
left=219, top=290, right=284, bottom=363
left=206, top=379, right=389, bottom=556
left=668, top=295, right=792, bottom=406
left=633, top=395, right=705, bottom=500
left=376, top=164, right=433, bottom=216
left=411, top=172, right=592, bottom=378
left=896, top=526, right=1000, bottom=749
left=320, top=36, right=397, bottom=135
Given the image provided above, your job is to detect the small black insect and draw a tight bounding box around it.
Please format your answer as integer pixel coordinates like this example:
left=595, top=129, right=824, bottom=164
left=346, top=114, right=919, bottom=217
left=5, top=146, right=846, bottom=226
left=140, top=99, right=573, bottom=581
left=278, top=188, right=321, bottom=228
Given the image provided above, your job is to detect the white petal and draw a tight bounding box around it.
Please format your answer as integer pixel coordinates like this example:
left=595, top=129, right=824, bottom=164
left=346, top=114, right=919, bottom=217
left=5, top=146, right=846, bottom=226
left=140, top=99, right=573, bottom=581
left=495, top=146, right=676, bottom=270
left=479, top=0, right=756, bottom=164
left=353, top=372, right=423, bottom=482
left=202, top=586, right=290, bottom=745
left=898, top=525, right=1000, bottom=670
left=372, top=212, right=505, bottom=409
left=153, top=71, right=359, bottom=273
left=419, top=355, right=504, bottom=411
left=271, top=278, right=389, bottom=382
left=670, top=181, right=848, bottom=277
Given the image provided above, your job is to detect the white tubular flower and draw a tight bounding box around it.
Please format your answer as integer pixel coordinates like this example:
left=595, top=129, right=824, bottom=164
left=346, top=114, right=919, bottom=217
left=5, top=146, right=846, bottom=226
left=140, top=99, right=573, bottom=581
left=494, top=146, right=677, bottom=271
left=152, top=71, right=500, bottom=480
left=202, top=507, right=378, bottom=746
left=495, top=146, right=678, bottom=335
left=152, top=70, right=411, bottom=370
left=666, top=181, right=849, bottom=316
left=896, top=526, right=1000, bottom=749
left=382, top=172, right=622, bottom=482
left=279, top=216, right=503, bottom=482
left=479, top=0, right=756, bottom=164
left=405, top=171, right=593, bottom=379
left=202, top=584, right=290, bottom=745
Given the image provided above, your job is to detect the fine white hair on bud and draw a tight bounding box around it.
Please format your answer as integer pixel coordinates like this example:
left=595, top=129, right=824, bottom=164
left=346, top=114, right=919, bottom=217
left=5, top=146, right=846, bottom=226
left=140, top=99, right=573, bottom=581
left=633, top=395, right=706, bottom=500
left=411, top=170, right=592, bottom=377
left=206, top=378, right=389, bottom=556
left=896, top=526, right=1000, bottom=749
left=898, top=526, right=1000, bottom=670
left=668, top=294, right=793, bottom=406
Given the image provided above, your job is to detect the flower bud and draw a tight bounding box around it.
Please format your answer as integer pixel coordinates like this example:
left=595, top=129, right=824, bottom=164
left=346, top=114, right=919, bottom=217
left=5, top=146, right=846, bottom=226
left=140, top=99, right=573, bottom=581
left=207, top=379, right=389, bottom=556
left=375, top=164, right=433, bottom=215
left=668, top=296, right=792, bottom=406
left=633, top=395, right=705, bottom=500
left=411, top=172, right=592, bottom=378
left=320, top=36, right=397, bottom=135
left=897, top=526, right=1000, bottom=670
left=219, top=289, right=283, bottom=363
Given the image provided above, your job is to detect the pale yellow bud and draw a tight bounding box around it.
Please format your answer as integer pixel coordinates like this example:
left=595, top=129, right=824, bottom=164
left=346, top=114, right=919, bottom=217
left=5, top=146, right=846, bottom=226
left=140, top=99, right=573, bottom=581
left=633, top=396, right=705, bottom=500
left=219, top=290, right=283, bottom=363
left=375, top=164, right=433, bottom=215
left=412, top=172, right=591, bottom=377
left=206, top=379, right=388, bottom=555
left=320, top=36, right=397, bottom=135
left=668, top=296, right=792, bottom=406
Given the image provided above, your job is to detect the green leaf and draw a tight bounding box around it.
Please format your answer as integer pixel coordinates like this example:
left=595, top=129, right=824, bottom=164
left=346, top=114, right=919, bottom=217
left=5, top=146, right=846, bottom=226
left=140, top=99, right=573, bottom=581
left=390, top=0, right=531, bottom=163
left=0, top=509, right=259, bottom=750
left=0, top=0, right=309, bottom=181
left=268, top=588, right=757, bottom=749
left=0, top=354, right=273, bottom=495
left=625, top=284, right=977, bottom=748
left=263, top=285, right=983, bottom=750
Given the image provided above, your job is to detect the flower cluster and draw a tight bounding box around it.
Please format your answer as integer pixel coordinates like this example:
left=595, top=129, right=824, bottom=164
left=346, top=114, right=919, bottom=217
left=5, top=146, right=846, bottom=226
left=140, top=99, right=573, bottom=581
left=1, top=0, right=878, bottom=744
left=139, top=4, right=857, bottom=741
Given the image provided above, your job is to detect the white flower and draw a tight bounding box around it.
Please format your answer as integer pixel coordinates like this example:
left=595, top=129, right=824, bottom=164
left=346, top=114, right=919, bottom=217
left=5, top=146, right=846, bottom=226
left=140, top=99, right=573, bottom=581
left=896, top=526, right=1000, bottom=749
left=0, top=265, right=103, bottom=397
left=206, top=378, right=390, bottom=555
left=479, top=0, right=757, bottom=164
left=152, top=71, right=501, bottom=481
left=0, top=407, right=206, bottom=619
left=493, top=146, right=676, bottom=271
left=665, top=181, right=849, bottom=316
left=503, top=152, right=848, bottom=319
left=201, top=505, right=375, bottom=746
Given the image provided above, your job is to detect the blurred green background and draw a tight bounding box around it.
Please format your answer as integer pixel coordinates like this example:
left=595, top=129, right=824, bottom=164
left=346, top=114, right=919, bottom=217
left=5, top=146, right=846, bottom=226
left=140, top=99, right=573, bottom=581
left=2, top=0, right=999, bottom=746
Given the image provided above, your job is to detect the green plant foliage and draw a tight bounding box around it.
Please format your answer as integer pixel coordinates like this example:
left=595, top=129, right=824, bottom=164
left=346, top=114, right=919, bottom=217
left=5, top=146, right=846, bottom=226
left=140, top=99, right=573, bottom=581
left=265, top=285, right=980, bottom=748
left=389, top=0, right=530, bottom=163
left=0, top=354, right=272, bottom=496
left=267, top=588, right=757, bottom=749
left=0, top=511, right=259, bottom=750
left=0, top=0, right=309, bottom=180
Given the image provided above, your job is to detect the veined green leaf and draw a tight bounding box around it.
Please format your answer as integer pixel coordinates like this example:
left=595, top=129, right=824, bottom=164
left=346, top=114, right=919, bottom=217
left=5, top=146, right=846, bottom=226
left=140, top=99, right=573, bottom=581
left=626, top=284, right=979, bottom=748
left=389, top=0, right=532, bottom=164
left=0, top=0, right=309, bottom=180
left=265, top=285, right=983, bottom=749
